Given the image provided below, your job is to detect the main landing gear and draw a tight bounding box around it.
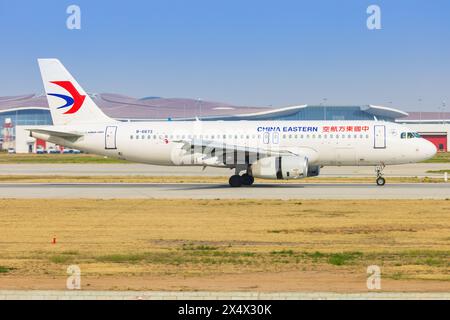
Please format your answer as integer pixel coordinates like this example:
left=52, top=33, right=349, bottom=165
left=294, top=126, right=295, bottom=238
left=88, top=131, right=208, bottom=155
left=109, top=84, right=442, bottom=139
left=375, top=164, right=386, bottom=186
left=229, top=167, right=255, bottom=187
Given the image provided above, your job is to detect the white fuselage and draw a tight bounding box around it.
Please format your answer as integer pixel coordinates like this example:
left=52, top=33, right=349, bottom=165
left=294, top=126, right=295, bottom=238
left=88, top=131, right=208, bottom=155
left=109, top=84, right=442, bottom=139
left=32, top=120, right=437, bottom=168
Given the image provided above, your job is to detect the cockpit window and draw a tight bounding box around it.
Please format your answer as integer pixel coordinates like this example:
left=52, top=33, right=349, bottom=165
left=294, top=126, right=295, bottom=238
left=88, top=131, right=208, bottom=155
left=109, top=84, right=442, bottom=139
left=401, top=132, right=421, bottom=139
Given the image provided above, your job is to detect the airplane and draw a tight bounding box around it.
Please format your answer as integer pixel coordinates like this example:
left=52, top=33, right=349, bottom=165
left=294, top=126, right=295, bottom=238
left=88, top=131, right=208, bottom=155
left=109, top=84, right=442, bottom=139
left=27, top=59, right=437, bottom=187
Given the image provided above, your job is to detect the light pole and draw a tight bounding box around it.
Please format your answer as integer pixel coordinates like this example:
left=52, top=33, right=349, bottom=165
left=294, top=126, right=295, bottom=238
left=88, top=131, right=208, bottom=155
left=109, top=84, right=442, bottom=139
left=439, top=101, right=446, bottom=124
left=197, top=98, right=202, bottom=119
left=322, top=98, right=327, bottom=120
left=418, top=98, right=422, bottom=120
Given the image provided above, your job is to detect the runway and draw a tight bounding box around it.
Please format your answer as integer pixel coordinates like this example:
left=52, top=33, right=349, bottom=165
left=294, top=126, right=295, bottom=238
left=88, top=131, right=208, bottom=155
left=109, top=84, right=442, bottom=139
left=1, top=163, right=448, bottom=177
left=0, top=290, right=448, bottom=300
left=1, top=182, right=449, bottom=199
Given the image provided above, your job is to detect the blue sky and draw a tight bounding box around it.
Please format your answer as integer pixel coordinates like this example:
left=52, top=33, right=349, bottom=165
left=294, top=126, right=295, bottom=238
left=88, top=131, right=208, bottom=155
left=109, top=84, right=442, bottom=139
left=0, top=0, right=449, bottom=111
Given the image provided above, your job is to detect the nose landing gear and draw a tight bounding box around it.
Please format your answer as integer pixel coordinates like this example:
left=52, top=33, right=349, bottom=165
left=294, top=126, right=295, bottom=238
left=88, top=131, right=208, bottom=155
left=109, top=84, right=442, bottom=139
left=375, top=164, right=386, bottom=186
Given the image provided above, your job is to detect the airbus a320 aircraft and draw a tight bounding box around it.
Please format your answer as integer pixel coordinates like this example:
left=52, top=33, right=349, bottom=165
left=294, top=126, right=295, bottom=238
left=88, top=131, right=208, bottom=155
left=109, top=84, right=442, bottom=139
left=27, top=59, right=437, bottom=187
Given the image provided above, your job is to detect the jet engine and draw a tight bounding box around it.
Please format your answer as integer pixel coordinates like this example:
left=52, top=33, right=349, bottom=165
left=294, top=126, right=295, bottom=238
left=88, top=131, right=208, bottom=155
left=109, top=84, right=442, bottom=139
left=251, top=156, right=309, bottom=180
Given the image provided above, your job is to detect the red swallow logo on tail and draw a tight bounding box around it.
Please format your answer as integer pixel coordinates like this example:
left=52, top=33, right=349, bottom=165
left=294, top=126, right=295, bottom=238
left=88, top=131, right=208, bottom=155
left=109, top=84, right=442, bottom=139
left=48, top=81, right=86, bottom=114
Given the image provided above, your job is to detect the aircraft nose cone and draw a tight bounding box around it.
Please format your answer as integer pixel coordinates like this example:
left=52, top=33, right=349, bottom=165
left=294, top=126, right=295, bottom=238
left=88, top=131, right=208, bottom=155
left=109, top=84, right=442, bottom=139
left=422, top=139, right=437, bottom=160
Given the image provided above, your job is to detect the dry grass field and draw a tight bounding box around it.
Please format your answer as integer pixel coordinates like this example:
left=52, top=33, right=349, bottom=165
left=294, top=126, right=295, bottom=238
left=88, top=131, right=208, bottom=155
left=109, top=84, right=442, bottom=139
left=0, top=199, right=449, bottom=291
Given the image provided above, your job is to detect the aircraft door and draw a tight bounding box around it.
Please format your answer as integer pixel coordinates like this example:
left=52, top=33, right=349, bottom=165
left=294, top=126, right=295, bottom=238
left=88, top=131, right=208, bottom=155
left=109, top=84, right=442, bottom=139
left=263, top=132, right=270, bottom=144
left=105, top=126, right=118, bottom=150
left=272, top=132, right=279, bottom=144
left=374, top=125, right=386, bottom=149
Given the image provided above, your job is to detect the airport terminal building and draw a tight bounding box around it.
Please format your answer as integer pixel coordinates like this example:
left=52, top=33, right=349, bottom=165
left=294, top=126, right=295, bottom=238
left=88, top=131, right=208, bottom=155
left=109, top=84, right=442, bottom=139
left=1, top=93, right=449, bottom=152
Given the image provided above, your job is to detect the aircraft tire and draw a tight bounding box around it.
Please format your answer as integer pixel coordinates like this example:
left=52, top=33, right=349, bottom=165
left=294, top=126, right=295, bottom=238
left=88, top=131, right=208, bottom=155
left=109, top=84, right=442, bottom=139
left=241, top=174, right=254, bottom=186
left=229, top=175, right=242, bottom=187
left=376, top=177, right=386, bottom=186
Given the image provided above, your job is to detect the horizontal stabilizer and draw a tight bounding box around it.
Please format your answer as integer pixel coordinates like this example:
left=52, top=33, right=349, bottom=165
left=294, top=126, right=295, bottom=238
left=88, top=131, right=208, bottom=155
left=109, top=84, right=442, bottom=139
left=26, top=128, right=83, bottom=139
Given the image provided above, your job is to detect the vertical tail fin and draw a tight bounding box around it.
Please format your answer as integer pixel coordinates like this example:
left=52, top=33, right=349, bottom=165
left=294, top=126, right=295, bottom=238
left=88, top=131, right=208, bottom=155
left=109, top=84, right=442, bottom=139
left=38, top=59, right=114, bottom=125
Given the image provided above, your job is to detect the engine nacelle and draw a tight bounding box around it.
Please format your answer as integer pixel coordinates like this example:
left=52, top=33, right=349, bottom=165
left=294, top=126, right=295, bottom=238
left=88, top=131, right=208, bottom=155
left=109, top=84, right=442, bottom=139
left=251, top=156, right=308, bottom=180
left=307, top=165, right=320, bottom=177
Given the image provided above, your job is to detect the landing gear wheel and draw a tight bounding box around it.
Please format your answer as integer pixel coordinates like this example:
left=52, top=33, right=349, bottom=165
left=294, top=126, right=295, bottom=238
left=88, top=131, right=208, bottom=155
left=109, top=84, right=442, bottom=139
left=229, top=175, right=242, bottom=187
left=376, top=177, right=386, bottom=186
left=241, top=174, right=255, bottom=186
left=375, top=164, right=386, bottom=186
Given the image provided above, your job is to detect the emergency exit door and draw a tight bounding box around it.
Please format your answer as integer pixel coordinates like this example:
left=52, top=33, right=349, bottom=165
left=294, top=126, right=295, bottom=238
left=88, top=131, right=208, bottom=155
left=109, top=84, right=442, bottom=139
left=105, top=126, right=117, bottom=150
left=374, top=125, right=386, bottom=149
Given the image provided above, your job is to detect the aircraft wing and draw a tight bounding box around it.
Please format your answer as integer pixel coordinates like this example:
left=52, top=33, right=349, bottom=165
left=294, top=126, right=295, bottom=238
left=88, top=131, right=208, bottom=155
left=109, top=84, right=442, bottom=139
left=173, top=138, right=296, bottom=166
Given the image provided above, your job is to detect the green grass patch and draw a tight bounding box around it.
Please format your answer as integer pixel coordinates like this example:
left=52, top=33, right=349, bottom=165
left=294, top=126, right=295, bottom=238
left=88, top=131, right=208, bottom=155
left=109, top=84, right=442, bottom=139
left=61, top=250, right=79, bottom=255
left=0, top=266, right=13, bottom=273
left=96, top=253, right=147, bottom=263
left=270, top=250, right=295, bottom=256
left=426, top=169, right=450, bottom=174
left=182, top=244, right=218, bottom=251
left=422, top=152, right=450, bottom=163
left=0, top=154, right=128, bottom=164
left=327, top=252, right=363, bottom=266
left=49, top=255, right=74, bottom=264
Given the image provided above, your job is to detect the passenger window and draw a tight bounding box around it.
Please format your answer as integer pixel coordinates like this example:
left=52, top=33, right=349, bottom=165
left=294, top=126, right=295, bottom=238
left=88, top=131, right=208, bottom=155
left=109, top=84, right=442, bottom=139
left=407, top=132, right=414, bottom=139
left=130, top=135, right=133, bottom=140
left=400, top=132, right=406, bottom=139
